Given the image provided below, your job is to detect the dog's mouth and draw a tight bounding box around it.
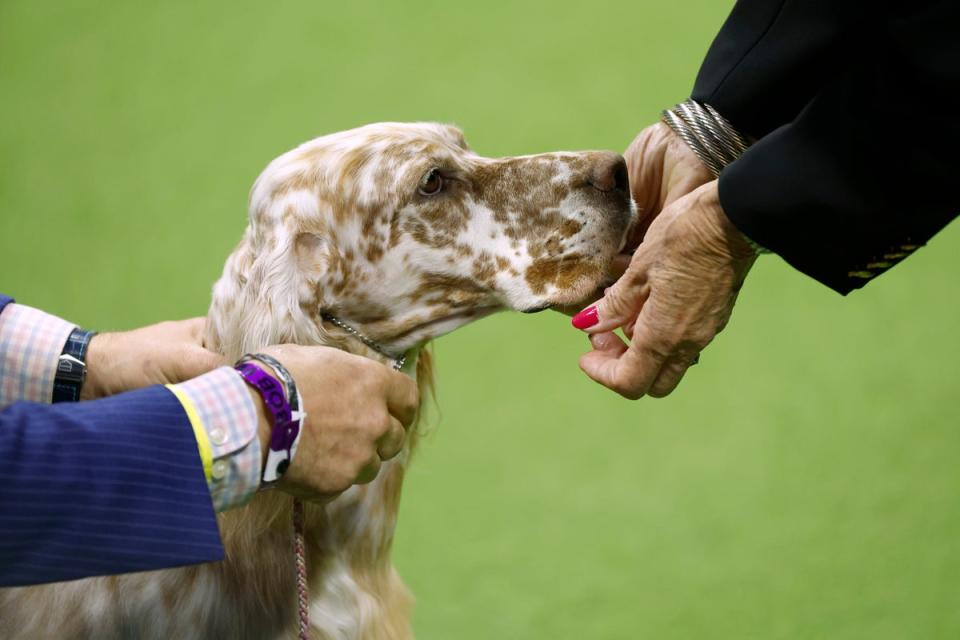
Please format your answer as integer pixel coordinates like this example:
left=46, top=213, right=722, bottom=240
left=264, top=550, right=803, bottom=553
left=532, top=253, right=628, bottom=317
left=520, top=304, right=552, bottom=314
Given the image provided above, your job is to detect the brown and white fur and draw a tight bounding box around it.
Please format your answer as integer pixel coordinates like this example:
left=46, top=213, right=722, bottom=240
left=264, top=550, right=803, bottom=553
left=0, top=123, right=634, bottom=639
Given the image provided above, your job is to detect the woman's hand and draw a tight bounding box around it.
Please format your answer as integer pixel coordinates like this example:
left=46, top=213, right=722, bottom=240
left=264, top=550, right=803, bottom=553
left=573, top=180, right=755, bottom=399
left=623, top=122, right=714, bottom=250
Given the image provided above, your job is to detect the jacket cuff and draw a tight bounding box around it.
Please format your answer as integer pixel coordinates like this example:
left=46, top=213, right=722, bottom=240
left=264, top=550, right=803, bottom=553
left=168, top=368, right=261, bottom=512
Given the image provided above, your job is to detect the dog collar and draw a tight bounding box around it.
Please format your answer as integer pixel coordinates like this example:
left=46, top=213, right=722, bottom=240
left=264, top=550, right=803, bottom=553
left=320, top=314, right=407, bottom=371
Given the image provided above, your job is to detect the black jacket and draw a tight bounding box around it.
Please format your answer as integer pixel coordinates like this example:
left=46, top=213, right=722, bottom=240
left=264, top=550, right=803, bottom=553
left=693, top=0, right=960, bottom=294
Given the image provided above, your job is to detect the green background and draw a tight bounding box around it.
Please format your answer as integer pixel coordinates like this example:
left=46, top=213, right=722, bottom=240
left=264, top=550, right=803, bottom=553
left=2, top=1, right=958, bottom=638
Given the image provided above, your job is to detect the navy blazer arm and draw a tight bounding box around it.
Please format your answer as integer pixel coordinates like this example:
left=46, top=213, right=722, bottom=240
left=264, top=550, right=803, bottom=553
left=0, top=294, right=223, bottom=586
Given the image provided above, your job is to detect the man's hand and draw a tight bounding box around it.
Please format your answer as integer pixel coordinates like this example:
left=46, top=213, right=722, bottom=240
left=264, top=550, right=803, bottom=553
left=82, top=318, right=223, bottom=400
left=573, top=180, right=756, bottom=399
left=250, top=345, right=419, bottom=502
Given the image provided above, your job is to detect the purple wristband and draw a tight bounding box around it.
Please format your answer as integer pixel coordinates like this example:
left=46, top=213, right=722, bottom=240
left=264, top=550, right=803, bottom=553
left=235, top=362, right=292, bottom=428
left=235, top=361, right=303, bottom=482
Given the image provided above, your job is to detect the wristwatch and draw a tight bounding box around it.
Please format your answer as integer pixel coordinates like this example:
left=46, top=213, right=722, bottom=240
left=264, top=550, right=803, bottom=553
left=52, top=327, right=97, bottom=403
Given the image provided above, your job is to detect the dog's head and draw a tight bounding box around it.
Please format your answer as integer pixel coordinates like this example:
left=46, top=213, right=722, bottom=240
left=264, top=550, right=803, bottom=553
left=210, top=122, right=635, bottom=358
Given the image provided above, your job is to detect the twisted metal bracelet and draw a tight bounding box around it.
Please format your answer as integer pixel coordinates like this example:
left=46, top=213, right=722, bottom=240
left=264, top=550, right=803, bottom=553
left=661, top=99, right=769, bottom=254
left=661, top=99, right=749, bottom=177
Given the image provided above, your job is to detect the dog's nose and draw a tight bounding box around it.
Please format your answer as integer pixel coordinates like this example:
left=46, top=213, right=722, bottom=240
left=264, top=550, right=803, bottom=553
left=588, top=152, right=629, bottom=193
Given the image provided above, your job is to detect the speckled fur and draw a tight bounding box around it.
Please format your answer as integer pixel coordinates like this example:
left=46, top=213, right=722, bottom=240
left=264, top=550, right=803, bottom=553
left=0, top=123, right=634, bottom=640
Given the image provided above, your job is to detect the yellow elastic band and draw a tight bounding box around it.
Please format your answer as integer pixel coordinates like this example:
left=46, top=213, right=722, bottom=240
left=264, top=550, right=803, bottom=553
left=166, top=384, right=213, bottom=484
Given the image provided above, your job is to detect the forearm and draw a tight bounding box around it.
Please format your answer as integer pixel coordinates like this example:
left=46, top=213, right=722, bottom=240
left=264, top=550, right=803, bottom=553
left=0, top=296, right=263, bottom=513
left=718, top=16, right=960, bottom=293
left=692, top=0, right=862, bottom=139
left=0, top=386, right=224, bottom=586
left=167, top=368, right=263, bottom=512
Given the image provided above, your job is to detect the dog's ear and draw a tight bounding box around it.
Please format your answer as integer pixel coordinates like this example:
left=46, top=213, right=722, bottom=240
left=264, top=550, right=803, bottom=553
left=294, top=231, right=333, bottom=282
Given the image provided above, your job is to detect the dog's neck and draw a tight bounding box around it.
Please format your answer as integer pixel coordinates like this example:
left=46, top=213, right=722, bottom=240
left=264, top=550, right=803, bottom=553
left=320, top=313, right=408, bottom=372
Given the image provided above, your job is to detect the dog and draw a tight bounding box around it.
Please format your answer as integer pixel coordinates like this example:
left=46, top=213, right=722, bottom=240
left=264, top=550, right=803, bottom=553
left=0, top=122, right=634, bottom=639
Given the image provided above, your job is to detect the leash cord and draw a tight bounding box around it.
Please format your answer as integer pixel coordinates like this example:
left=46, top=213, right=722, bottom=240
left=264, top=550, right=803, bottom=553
left=293, top=498, right=310, bottom=639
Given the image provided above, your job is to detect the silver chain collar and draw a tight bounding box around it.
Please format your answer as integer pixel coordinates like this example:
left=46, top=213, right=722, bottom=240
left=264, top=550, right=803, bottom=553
left=321, top=313, right=407, bottom=371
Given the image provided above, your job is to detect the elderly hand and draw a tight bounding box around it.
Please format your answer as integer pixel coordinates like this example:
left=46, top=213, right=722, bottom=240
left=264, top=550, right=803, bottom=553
left=81, top=318, right=223, bottom=400
left=250, top=345, right=419, bottom=501
left=572, top=179, right=756, bottom=398
left=622, top=122, right=714, bottom=249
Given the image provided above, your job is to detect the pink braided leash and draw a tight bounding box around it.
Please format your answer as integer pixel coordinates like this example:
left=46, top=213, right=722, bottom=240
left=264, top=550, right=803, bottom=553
left=293, top=498, right=310, bottom=640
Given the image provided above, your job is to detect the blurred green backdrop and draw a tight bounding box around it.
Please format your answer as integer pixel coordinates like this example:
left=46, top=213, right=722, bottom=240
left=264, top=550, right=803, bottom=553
left=2, top=1, right=959, bottom=638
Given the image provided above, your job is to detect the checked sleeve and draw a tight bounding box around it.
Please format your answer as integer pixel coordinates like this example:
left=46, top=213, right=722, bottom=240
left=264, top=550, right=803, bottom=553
left=0, top=297, right=263, bottom=514
left=167, top=368, right=262, bottom=512
left=0, top=302, right=75, bottom=405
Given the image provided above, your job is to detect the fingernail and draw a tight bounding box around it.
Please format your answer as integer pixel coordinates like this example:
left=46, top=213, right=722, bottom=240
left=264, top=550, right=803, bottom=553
left=571, top=305, right=599, bottom=330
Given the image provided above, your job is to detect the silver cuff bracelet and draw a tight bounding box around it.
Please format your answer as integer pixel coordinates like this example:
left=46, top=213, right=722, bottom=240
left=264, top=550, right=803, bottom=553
left=661, top=99, right=770, bottom=254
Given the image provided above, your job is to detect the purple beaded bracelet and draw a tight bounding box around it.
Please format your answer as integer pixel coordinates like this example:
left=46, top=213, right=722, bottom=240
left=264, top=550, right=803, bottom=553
left=235, top=361, right=301, bottom=482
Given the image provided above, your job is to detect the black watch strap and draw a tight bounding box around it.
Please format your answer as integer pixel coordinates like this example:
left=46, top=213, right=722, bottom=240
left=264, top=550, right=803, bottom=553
left=52, top=327, right=97, bottom=403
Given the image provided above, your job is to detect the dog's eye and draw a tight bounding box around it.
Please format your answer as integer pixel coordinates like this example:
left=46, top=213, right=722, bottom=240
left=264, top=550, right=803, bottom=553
left=418, top=168, right=444, bottom=196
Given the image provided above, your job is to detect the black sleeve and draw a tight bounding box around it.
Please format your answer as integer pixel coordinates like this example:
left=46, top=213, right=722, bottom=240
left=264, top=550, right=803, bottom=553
left=692, top=1, right=960, bottom=294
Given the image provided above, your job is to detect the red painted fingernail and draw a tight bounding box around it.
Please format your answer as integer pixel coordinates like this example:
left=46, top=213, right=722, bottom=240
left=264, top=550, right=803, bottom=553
left=571, top=305, right=599, bottom=330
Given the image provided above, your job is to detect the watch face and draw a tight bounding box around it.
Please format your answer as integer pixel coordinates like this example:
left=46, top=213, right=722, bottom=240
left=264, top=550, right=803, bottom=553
left=57, top=354, right=86, bottom=384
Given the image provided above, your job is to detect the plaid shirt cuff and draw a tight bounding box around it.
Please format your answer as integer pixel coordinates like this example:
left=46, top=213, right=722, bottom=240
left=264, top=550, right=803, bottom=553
left=0, top=303, right=77, bottom=407
left=169, top=367, right=262, bottom=512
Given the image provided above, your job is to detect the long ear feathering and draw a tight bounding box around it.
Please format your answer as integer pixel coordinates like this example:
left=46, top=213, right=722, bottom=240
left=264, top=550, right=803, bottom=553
left=207, top=167, right=334, bottom=361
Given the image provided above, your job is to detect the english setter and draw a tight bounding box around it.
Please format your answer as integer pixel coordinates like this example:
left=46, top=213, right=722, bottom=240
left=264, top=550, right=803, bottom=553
left=0, top=122, right=634, bottom=639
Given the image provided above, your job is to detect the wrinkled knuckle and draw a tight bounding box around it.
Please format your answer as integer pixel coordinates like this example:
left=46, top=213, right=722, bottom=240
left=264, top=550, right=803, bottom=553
left=603, top=293, right=627, bottom=316
left=687, top=329, right=715, bottom=351
left=383, top=441, right=403, bottom=462
left=647, top=383, right=672, bottom=399
left=365, top=409, right=390, bottom=436
left=643, top=336, right=675, bottom=361
left=610, top=379, right=644, bottom=400
left=357, top=457, right=381, bottom=484
left=350, top=457, right=372, bottom=481
left=379, top=414, right=394, bottom=436
left=603, top=291, right=636, bottom=321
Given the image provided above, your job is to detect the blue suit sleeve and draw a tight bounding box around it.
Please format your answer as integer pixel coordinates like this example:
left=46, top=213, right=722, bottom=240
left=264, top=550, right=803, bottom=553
left=0, top=385, right=224, bottom=586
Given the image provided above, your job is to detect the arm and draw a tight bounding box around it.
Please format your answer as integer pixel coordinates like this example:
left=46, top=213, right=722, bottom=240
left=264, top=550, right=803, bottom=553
left=0, top=296, right=262, bottom=514
left=694, top=1, right=960, bottom=292
left=691, top=0, right=860, bottom=140
left=0, top=387, right=223, bottom=586
left=574, top=1, right=960, bottom=396
left=0, top=295, right=419, bottom=585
